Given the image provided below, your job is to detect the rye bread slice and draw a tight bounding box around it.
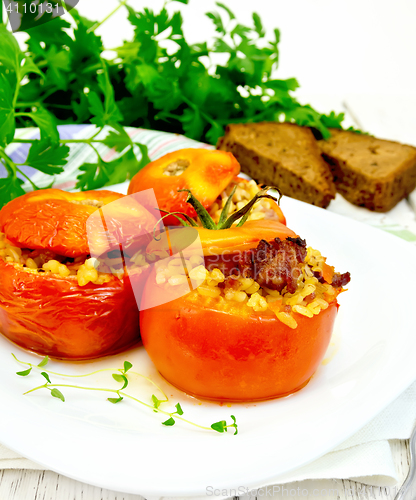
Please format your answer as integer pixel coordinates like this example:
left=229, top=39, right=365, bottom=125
left=319, top=129, right=416, bottom=212
left=217, top=122, right=336, bottom=208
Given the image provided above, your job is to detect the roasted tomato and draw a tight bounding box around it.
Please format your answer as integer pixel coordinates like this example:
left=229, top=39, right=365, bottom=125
left=140, top=194, right=349, bottom=401
left=0, top=189, right=156, bottom=359
left=128, top=148, right=286, bottom=226
left=0, top=189, right=126, bottom=257
left=128, top=148, right=240, bottom=225
left=141, top=281, right=338, bottom=401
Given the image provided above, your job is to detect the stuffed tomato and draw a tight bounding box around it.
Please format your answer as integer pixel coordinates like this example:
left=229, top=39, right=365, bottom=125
left=128, top=148, right=286, bottom=225
left=0, top=189, right=156, bottom=359
left=140, top=191, right=350, bottom=402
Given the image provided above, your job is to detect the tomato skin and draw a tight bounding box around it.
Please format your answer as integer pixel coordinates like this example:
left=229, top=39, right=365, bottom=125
left=146, top=220, right=297, bottom=260
left=140, top=272, right=338, bottom=402
left=128, top=149, right=240, bottom=225
left=0, top=259, right=145, bottom=359
left=0, top=189, right=124, bottom=258
left=196, top=220, right=297, bottom=255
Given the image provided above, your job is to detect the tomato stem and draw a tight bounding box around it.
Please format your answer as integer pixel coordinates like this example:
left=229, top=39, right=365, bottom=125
left=176, top=186, right=282, bottom=230
left=178, top=189, right=218, bottom=229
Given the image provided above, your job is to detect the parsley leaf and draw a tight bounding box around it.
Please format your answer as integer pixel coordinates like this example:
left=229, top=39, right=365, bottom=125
left=76, top=160, right=109, bottom=191
left=22, top=107, right=59, bottom=144
left=24, top=140, right=69, bottom=175
left=206, top=11, right=226, bottom=35
left=88, top=63, right=123, bottom=127
left=216, top=2, right=235, bottom=20
left=20, top=57, right=43, bottom=79
left=252, top=13, right=265, bottom=38
left=181, top=108, right=206, bottom=140
left=0, top=73, right=15, bottom=148
left=102, top=126, right=132, bottom=152
left=0, top=177, right=25, bottom=206
left=0, top=24, right=23, bottom=74
left=0, top=1, right=354, bottom=210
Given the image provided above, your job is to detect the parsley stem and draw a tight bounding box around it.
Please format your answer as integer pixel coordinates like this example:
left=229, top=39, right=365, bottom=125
left=89, top=143, right=103, bottom=162
left=88, top=126, right=105, bottom=142
left=0, top=149, right=17, bottom=177
left=15, top=167, right=39, bottom=191
left=11, top=127, right=105, bottom=146
left=87, top=0, right=129, bottom=33
left=11, top=139, right=107, bottom=144
left=16, top=102, right=40, bottom=108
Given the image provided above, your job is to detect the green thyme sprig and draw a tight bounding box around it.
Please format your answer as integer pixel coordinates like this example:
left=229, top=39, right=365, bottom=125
left=12, top=353, right=238, bottom=435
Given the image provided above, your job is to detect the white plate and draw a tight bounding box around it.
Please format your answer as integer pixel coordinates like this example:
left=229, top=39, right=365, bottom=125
left=1, top=196, right=416, bottom=497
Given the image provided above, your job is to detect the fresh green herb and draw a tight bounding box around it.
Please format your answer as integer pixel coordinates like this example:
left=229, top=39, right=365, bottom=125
left=1, top=1, right=353, bottom=209
left=152, top=394, right=163, bottom=410
left=112, top=373, right=129, bottom=390
left=162, top=417, right=176, bottom=426
left=16, top=368, right=32, bottom=377
left=123, top=361, right=133, bottom=373
left=12, top=353, right=238, bottom=434
left=37, top=356, right=49, bottom=368
left=51, top=388, right=65, bottom=402
left=0, top=23, right=149, bottom=208
left=108, top=396, right=124, bottom=404
left=41, top=371, right=51, bottom=384
left=211, top=415, right=238, bottom=435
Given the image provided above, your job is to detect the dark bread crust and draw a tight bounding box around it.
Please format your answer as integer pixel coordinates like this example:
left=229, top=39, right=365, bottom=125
left=319, top=129, right=416, bottom=212
left=217, top=122, right=336, bottom=208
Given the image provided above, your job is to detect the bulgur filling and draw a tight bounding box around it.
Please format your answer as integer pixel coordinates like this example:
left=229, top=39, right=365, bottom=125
left=0, top=232, right=115, bottom=287
left=209, top=179, right=279, bottom=223
left=155, top=238, right=350, bottom=330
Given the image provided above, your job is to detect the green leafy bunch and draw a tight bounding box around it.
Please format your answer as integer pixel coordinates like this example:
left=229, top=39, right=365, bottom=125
left=1, top=0, right=346, bottom=209
left=0, top=15, right=149, bottom=208
left=17, top=0, right=345, bottom=143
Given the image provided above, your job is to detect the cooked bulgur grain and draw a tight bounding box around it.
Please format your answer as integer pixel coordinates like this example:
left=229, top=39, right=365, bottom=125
left=154, top=241, right=344, bottom=329
left=0, top=232, right=114, bottom=286
left=209, top=179, right=280, bottom=224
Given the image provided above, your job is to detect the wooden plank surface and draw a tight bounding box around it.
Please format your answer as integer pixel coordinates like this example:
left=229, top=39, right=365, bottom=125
left=0, top=440, right=410, bottom=499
